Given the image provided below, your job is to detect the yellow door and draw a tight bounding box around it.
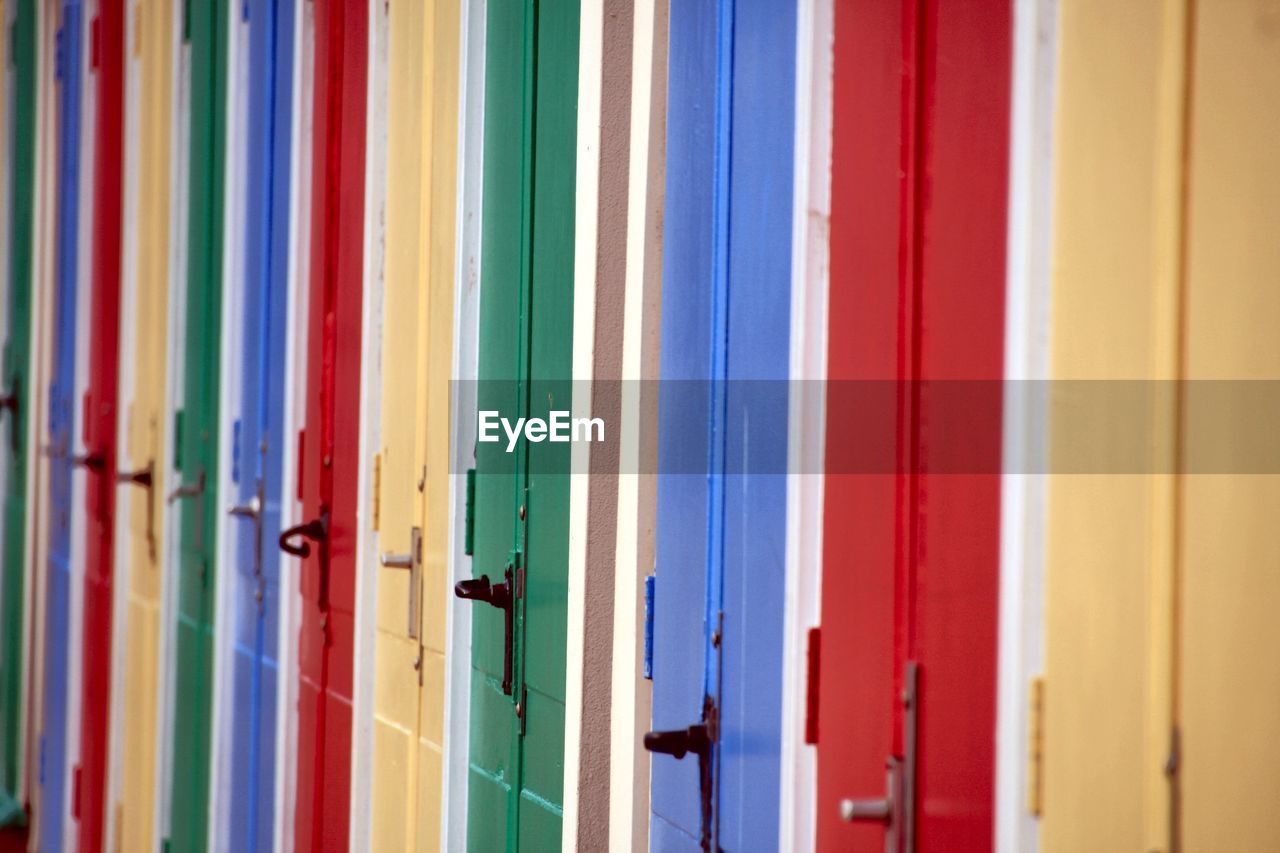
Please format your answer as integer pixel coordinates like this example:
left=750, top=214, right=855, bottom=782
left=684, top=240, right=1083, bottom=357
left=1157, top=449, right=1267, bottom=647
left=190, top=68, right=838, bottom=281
left=1043, top=1, right=1280, bottom=851
left=1177, top=1, right=1280, bottom=848
left=370, top=0, right=459, bottom=849
left=113, top=1, right=172, bottom=849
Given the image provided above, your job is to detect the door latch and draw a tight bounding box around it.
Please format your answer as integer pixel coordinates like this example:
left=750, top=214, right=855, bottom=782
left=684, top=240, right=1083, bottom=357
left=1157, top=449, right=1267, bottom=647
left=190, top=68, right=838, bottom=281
left=117, top=461, right=157, bottom=561
left=380, top=526, right=422, bottom=639
left=455, top=566, right=514, bottom=694
left=278, top=509, right=329, bottom=559
left=167, top=469, right=206, bottom=503
left=644, top=695, right=719, bottom=850
left=838, top=661, right=918, bottom=853
left=71, top=450, right=107, bottom=472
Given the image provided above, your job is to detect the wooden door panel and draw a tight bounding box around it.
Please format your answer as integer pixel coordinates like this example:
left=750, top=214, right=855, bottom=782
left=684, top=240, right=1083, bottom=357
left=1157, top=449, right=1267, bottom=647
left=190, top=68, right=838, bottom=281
left=1179, top=1, right=1280, bottom=847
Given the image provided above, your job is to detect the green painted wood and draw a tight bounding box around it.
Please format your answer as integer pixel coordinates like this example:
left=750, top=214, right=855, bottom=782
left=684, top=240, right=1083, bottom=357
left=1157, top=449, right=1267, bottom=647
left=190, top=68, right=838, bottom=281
left=166, top=1, right=227, bottom=850
left=468, top=2, right=577, bottom=850
left=0, top=0, right=36, bottom=826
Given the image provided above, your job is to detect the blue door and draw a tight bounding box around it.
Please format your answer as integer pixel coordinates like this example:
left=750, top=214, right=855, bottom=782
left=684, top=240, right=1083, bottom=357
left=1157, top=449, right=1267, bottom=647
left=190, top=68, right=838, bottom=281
left=225, top=0, right=294, bottom=849
left=42, top=3, right=84, bottom=851
left=648, top=0, right=796, bottom=850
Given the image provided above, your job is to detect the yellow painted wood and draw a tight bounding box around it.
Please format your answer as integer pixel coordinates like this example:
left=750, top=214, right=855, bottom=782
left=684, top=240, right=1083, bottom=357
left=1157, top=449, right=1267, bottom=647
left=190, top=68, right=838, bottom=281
left=114, top=2, right=172, bottom=850
left=371, top=0, right=459, bottom=849
left=1041, top=1, right=1185, bottom=850
left=1177, top=1, right=1280, bottom=848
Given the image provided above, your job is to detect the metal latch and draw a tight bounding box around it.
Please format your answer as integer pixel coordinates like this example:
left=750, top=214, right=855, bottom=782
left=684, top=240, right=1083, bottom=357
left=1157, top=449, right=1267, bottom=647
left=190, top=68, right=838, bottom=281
left=380, top=526, right=422, bottom=639
left=455, top=565, right=515, bottom=695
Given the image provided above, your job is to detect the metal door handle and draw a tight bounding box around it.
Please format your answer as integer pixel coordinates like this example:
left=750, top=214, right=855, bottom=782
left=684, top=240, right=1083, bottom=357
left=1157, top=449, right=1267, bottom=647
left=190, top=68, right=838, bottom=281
left=228, top=494, right=262, bottom=520
left=379, top=526, right=422, bottom=638
left=72, top=451, right=106, bottom=471
left=116, top=464, right=154, bottom=488
left=167, top=470, right=205, bottom=503
left=643, top=724, right=710, bottom=760
left=279, top=512, right=329, bottom=558
left=455, top=566, right=515, bottom=694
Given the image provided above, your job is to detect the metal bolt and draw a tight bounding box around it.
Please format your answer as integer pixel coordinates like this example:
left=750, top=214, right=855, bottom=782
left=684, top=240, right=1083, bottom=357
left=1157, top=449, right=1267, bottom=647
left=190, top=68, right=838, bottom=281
left=519, top=504, right=526, bottom=521
left=515, top=700, right=524, bottom=719
left=901, top=689, right=911, bottom=708
left=323, top=454, right=332, bottom=467
left=711, top=631, right=721, bottom=648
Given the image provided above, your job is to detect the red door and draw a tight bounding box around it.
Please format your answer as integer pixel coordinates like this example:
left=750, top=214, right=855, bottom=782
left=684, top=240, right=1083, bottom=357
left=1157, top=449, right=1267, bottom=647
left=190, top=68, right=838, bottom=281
left=277, top=0, right=367, bottom=850
left=816, top=1, right=1011, bottom=850
left=75, top=4, right=125, bottom=850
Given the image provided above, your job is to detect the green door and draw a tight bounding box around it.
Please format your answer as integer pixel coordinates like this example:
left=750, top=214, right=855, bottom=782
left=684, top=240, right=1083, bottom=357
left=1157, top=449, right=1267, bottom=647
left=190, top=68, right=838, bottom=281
left=166, top=1, right=227, bottom=850
left=0, top=0, right=35, bottom=828
left=459, top=2, right=577, bottom=850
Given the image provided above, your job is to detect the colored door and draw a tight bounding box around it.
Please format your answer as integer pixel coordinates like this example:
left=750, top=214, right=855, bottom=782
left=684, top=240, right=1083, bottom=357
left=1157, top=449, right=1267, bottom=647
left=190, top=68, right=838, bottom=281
left=281, top=0, right=366, bottom=848
left=166, top=0, right=227, bottom=849
left=815, top=1, right=1010, bottom=850
left=647, top=1, right=795, bottom=850
left=1042, top=2, right=1280, bottom=850
left=369, top=0, right=458, bottom=848
left=222, top=1, right=293, bottom=849
left=41, top=3, right=86, bottom=849
left=113, top=0, right=173, bottom=848
left=74, top=2, right=124, bottom=850
left=0, top=0, right=35, bottom=828
left=458, top=2, right=576, bottom=850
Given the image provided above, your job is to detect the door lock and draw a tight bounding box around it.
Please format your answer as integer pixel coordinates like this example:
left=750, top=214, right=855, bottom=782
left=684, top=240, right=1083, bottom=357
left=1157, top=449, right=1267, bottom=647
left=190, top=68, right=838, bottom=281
left=455, top=566, right=515, bottom=694
left=380, top=526, right=422, bottom=639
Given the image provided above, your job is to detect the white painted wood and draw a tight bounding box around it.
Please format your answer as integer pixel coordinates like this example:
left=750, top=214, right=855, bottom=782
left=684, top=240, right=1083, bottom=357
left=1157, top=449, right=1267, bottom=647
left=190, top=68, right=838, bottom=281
left=103, top=4, right=147, bottom=844
left=156, top=3, right=194, bottom=842
left=562, top=1, right=604, bottom=847
left=441, top=1, right=485, bottom=848
left=778, top=0, right=834, bottom=849
left=995, top=1, right=1057, bottom=851
left=347, top=0, right=389, bottom=847
left=207, top=2, right=250, bottom=847
left=274, top=0, right=316, bottom=848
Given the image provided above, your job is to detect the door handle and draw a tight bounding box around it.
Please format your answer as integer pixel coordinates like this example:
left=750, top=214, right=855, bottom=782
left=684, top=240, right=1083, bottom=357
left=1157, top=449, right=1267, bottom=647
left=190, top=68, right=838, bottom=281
left=380, top=526, right=422, bottom=639
left=228, top=494, right=262, bottom=520
left=279, top=512, right=329, bottom=559
left=167, top=470, right=206, bottom=503
left=72, top=451, right=106, bottom=471
left=837, top=661, right=918, bottom=853
left=117, top=461, right=157, bottom=562
left=455, top=566, right=515, bottom=695
left=642, top=723, right=710, bottom=760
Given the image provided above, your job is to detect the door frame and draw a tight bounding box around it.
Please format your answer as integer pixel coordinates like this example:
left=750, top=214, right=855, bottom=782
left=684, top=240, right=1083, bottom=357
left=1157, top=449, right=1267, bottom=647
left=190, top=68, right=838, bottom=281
left=777, top=0, right=834, bottom=848
left=440, top=0, right=484, bottom=848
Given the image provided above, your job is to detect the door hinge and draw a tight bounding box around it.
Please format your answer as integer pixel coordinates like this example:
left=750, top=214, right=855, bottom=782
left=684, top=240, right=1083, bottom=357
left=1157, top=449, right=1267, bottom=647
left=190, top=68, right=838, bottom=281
left=463, top=468, right=476, bottom=555
left=72, top=765, right=82, bottom=818
left=643, top=575, right=655, bottom=680
left=1027, top=676, right=1044, bottom=817
left=371, top=453, right=381, bottom=531
left=296, top=429, right=306, bottom=500
left=173, top=409, right=185, bottom=470
left=182, top=0, right=192, bottom=41
left=804, top=627, right=821, bottom=744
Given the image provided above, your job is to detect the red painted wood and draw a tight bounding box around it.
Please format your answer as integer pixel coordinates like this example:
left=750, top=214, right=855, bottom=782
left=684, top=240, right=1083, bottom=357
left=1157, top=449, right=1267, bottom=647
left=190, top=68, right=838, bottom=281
left=293, top=0, right=367, bottom=849
left=77, top=3, right=125, bottom=850
left=816, top=1, right=1011, bottom=850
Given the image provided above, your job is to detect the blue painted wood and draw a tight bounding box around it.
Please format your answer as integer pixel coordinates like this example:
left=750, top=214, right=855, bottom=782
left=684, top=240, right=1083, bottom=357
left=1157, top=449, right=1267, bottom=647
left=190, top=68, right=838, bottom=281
left=42, top=4, right=85, bottom=851
left=652, top=0, right=795, bottom=848
left=226, top=1, right=293, bottom=849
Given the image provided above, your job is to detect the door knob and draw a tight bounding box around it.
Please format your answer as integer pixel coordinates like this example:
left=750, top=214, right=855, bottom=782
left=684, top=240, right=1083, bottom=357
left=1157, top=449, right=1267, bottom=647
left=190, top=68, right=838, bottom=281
left=455, top=566, right=515, bottom=694
left=380, top=526, right=422, bottom=638
left=279, top=511, right=329, bottom=558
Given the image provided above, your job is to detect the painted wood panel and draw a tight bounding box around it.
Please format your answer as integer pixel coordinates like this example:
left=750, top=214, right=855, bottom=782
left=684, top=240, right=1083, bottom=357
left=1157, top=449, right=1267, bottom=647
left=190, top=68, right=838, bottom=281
left=370, top=0, right=458, bottom=849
